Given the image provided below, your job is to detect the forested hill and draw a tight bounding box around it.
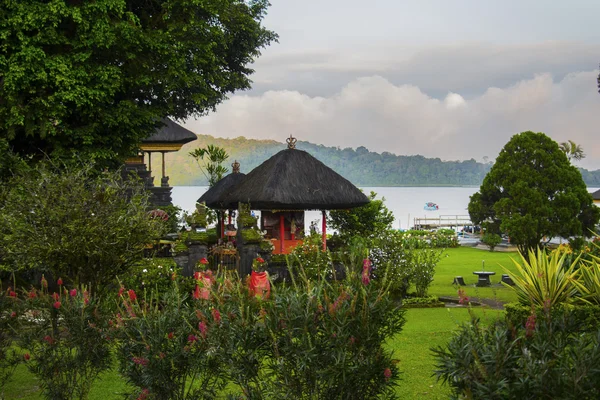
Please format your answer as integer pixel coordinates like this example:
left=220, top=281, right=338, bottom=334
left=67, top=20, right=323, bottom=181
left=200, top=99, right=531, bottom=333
left=166, top=135, right=600, bottom=187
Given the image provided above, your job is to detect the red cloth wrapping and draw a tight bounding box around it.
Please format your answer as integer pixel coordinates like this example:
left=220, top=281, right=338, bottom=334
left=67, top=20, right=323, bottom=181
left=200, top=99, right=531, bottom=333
left=249, top=271, right=270, bottom=299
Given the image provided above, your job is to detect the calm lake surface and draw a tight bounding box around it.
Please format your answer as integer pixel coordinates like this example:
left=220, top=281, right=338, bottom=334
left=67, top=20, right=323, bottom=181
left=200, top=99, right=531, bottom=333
left=172, top=186, right=600, bottom=232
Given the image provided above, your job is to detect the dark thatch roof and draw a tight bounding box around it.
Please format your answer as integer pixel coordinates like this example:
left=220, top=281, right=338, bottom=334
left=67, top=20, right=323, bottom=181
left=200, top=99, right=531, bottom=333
left=592, top=189, right=600, bottom=201
left=197, top=172, right=247, bottom=209
left=143, top=118, right=197, bottom=144
left=220, top=148, right=369, bottom=210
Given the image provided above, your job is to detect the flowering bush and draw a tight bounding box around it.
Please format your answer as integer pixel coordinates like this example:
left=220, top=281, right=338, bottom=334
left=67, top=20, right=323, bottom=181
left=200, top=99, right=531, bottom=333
left=120, top=257, right=180, bottom=296
left=114, top=284, right=229, bottom=399
left=260, top=263, right=405, bottom=399
left=0, top=281, right=20, bottom=395
left=13, top=278, right=111, bottom=400
left=433, top=314, right=600, bottom=399
left=289, top=232, right=334, bottom=280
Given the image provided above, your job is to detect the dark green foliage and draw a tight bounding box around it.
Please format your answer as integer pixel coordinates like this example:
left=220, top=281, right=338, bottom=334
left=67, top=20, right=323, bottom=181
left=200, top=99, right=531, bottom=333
left=119, top=257, right=179, bottom=296
left=0, top=161, right=165, bottom=292
left=482, top=233, right=502, bottom=251
left=468, top=131, right=599, bottom=255
left=0, top=0, right=276, bottom=165
left=402, top=295, right=444, bottom=308
left=328, top=191, right=394, bottom=244
left=0, top=281, right=20, bottom=395
left=504, top=302, right=600, bottom=333
left=261, top=266, right=405, bottom=399
left=433, top=315, right=600, bottom=399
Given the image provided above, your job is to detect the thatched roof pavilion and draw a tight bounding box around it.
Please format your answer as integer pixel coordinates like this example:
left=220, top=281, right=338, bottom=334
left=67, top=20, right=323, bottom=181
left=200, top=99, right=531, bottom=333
left=221, top=137, right=369, bottom=210
left=197, top=160, right=246, bottom=209
left=221, top=136, right=369, bottom=253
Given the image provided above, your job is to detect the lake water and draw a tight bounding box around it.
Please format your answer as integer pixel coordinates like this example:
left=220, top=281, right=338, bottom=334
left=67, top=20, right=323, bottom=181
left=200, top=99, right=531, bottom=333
left=173, top=186, right=600, bottom=232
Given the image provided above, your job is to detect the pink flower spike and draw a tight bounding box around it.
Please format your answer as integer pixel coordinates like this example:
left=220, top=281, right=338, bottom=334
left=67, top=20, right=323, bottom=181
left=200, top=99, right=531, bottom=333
left=128, top=289, right=137, bottom=301
left=57, top=277, right=63, bottom=286
left=70, top=289, right=77, bottom=297
left=212, top=308, right=221, bottom=324
left=384, top=368, right=392, bottom=381
left=198, top=321, right=207, bottom=338
left=53, top=301, right=61, bottom=309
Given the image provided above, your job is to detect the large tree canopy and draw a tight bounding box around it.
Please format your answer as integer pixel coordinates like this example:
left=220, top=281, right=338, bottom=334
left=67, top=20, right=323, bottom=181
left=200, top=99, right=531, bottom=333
left=0, top=0, right=276, bottom=165
left=468, top=131, right=599, bottom=254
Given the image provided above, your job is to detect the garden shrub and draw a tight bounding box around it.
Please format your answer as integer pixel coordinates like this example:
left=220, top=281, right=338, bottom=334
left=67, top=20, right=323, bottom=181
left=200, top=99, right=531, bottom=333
left=402, top=295, right=444, bottom=308
left=288, top=232, right=334, bottom=280
left=0, top=161, right=165, bottom=293
left=114, top=284, right=229, bottom=400
left=504, top=302, right=600, bottom=333
left=261, top=264, right=405, bottom=399
left=433, top=314, right=600, bottom=399
left=13, top=278, right=112, bottom=400
left=0, top=281, right=20, bottom=396
left=119, top=258, right=180, bottom=296
left=481, top=233, right=502, bottom=251
left=412, top=248, right=443, bottom=297
left=506, top=247, right=580, bottom=307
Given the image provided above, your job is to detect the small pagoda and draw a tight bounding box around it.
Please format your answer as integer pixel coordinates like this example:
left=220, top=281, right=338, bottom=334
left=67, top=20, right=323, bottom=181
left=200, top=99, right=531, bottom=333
left=124, top=118, right=197, bottom=206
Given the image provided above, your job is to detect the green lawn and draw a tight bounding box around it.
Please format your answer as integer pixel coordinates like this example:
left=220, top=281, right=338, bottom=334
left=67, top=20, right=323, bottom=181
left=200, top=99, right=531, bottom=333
left=2, top=246, right=518, bottom=399
left=428, top=246, right=520, bottom=303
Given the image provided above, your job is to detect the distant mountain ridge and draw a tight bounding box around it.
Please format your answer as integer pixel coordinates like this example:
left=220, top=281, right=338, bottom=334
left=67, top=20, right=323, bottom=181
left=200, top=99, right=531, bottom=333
left=165, top=135, right=600, bottom=187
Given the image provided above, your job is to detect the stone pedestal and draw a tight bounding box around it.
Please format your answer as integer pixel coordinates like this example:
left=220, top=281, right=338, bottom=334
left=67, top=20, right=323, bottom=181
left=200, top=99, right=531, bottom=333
left=173, top=243, right=208, bottom=277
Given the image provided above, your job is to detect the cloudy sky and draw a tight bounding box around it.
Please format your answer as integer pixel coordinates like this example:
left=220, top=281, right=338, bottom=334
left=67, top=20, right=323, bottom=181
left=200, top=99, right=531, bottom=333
left=184, top=0, right=600, bottom=170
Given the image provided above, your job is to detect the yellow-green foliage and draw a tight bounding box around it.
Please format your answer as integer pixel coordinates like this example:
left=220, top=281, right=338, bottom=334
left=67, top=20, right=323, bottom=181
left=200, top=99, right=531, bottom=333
left=578, top=260, right=600, bottom=305
left=505, top=248, right=580, bottom=307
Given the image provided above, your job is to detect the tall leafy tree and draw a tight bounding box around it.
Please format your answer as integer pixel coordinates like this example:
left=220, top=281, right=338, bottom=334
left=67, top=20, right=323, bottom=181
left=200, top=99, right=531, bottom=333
left=0, top=0, right=276, bottom=166
left=468, top=131, right=599, bottom=255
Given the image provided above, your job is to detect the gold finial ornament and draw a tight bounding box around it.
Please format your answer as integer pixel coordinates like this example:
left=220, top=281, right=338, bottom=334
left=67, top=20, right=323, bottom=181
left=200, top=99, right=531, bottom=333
left=232, top=160, right=240, bottom=173
left=286, top=135, right=297, bottom=149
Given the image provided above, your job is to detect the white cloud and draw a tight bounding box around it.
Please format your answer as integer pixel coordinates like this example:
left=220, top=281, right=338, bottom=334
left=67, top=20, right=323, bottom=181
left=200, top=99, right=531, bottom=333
left=185, top=70, right=600, bottom=170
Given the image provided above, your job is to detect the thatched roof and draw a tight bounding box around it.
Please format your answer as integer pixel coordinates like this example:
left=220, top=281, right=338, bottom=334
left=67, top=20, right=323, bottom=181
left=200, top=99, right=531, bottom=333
left=143, top=118, right=197, bottom=144
left=592, top=189, right=600, bottom=201
left=220, top=148, right=369, bottom=210
left=198, top=171, right=247, bottom=209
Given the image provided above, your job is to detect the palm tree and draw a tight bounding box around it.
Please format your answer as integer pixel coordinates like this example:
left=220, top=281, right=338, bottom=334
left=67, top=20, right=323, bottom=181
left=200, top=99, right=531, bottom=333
left=189, top=145, right=229, bottom=186
left=559, top=140, right=585, bottom=162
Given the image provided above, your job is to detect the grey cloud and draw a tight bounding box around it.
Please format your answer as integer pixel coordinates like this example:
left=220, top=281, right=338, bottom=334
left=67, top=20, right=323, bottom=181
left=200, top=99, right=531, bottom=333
left=249, top=42, right=600, bottom=99
left=185, top=71, right=600, bottom=171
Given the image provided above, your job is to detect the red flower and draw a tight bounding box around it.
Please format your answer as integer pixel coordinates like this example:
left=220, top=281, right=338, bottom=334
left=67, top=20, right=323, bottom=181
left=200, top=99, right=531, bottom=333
left=83, top=290, right=89, bottom=305
left=256, top=257, right=265, bottom=264
left=526, top=313, right=536, bottom=338
left=192, top=285, right=201, bottom=300
left=137, top=388, right=150, bottom=400
left=43, top=335, right=55, bottom=345
left=199, top=257, right=209, bottom=265
left=212, top=308, right=221, bottom=324
left=132, top=356, right=149, bottom=366
left=8, top=290, right=16, bottom=298
left=10, top=311, right=16, bottom=318
left=168, top=332, right=174, bottom=340
left=57, top=277, right=63, bottom=286
left=188, top=334, right=198, bottom=343
left=128, top=289, right=137, bottom=301
left=118, top=287, right=125, bottom=296
left=361, top=271, right=370, bottom=286
left=198, top=321, right=207, bottom=338
left=384, top=368, right=392, bottom=381
left=28, top=290, right=37, bottom=299
left=24, top=353, right=30, bottom=361
left=52, top=292, right=60, bottom=301
left=53, top=301, right=61, bottom=309
left=69, top=289, right=77, bottom=297
left=194, top=271, right=201, bottom=280
left=41, top=275, right=48, bottom=288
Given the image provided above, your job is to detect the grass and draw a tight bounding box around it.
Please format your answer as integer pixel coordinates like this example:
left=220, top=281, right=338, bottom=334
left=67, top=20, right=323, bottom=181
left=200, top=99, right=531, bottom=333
left=429, top=246, right=520, bottom=303
left=2, top=246, right=518, bottom=399
left=389, top=307, right=504, bottom=399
